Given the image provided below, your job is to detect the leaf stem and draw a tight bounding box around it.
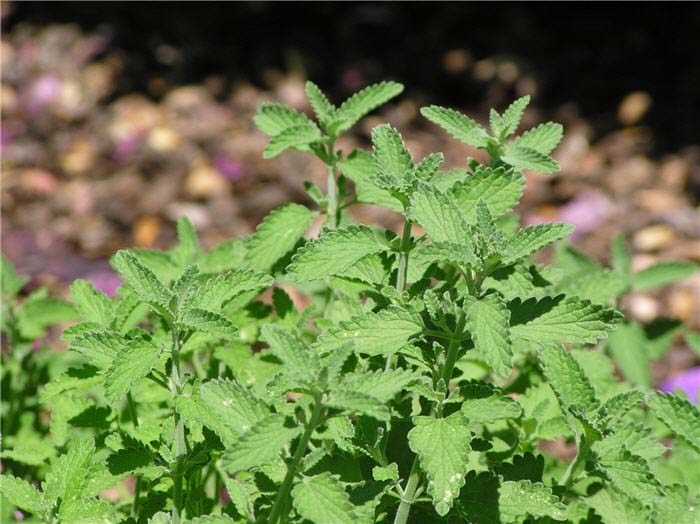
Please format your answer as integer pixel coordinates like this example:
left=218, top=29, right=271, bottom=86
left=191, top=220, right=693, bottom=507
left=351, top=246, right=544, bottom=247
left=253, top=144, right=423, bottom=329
left=386, top=218, right=413, bottom=371
left=325, top=142, right=339, bottom=228
left=126, top=392, right=142, bottom=517
left=559, top=434, right=587, bottom=488
left=268, top=394, right=324, bottom=524
left=170, top=328, right=186, bottom=524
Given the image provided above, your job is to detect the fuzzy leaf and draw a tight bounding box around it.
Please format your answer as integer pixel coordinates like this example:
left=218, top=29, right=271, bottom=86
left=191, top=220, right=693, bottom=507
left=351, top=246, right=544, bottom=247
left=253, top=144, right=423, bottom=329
left=501, top=146, right=559, bottom=174
left=494, top=95, right=530, bottom=139
left=454, top=383, right=522, bottom=424
left=287, top=226, right=385, bottom=282
left=178, top=308, right=238, bottom=338
left=420, top=105, right=490, bottom=148
left=408, top=183, right=470, bottom=245
left=408, top=412, right=472, bottom=516
left=192, top=270, right=273, bottom=312
left=450, top=166, right=525, bottom=222
left=499, top=479, right=567, bottom=523
left=338, top=149, right=403, bottom=211
left=260, top=324, right=318, bottom=382
left=646, top=392, right=700, bottom=453
left=70, top=279, right=113, bottom=327
left=0, top=475, right=44, bottom=514
left=632, top=261, right=697, bottom=291
left=292, top=473, right=355, bottom=524
left=263, top=124, right=322, bottom=158
left=305, top=81, right=336, bottom=128
left=222, top=414, right=301, bottom=473
left=538, top=345, right=599, bottom=419
left=341, top=369, right=419, bottom=402
left=465, top=293, right=513, bottom=377
left=245, top=204, right=315, bottom=271
left=335, top=81, right=404, bottom=133
left=502, top=223, right=574, bottom=265
left=69, top=330, right=124, bottom=369
left=326, top=390, right=390, bottom=421
left=1, top=255, right=28, bottom=298
left=607, top=322, right=651, bottom=387
left=104, top=336, right=161, bottom=401
left=371, top=124, right=413, bottom=184
left=111, top=250, right=171, bottom=310
left=595, top=446, right=662, bottom=504
left=314, top=306, right=422, bottom=357
left=655, top=484, right=697, bottom=524
left=587, top=487, right=651, bottom=524
left=511, top=122, right=563, bottom=155
left=43, top=438, right=94, bottom=504
left=254, top=103, right=313, bottom=137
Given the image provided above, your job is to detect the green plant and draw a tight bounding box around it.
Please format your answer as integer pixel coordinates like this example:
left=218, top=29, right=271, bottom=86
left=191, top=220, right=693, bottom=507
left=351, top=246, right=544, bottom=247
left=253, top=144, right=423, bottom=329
left=1, top=83, right=698, bottom=524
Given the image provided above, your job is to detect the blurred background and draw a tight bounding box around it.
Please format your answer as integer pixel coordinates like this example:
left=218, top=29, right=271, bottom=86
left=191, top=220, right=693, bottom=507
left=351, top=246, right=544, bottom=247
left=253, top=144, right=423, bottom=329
left=1, top=3, right=699, bottom=378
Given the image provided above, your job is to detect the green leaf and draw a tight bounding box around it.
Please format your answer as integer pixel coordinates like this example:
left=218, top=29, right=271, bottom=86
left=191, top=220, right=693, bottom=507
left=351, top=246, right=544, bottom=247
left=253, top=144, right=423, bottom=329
left=450, top=166, right=525, bottom=223
left=341, top=369, right=419, bottom=402
left=222, top=475, right=257, bottom=522
left=104, top=336, right=161, bottom=401
left=335, top=81, right=404, bottom=133
left=191, top=270, right=273, bottom=311
left=263, top=124, right=322, bottom=159
left=499, top=479, right=567, bottom=523
left=407, top=412, right=472, bottom=516
left=314, top=306, right=422, bottom=357
left=596, top=424, right=666, bottom=462
left=465, top=293, right=513, bottom=377
left=371, top=124, right=413, bottom=186
left=0, top=475, right=44, bottom=514
left=15, top=295, right=78, bottom=339
left=511, top=122, right=563, bottom=155
left=587, top=486, right=651, bottom=524
left=611, top=233, right=632, bottom=277
left=43, top=437, right=95, bottom=504
left=245, top=204, right=315, bottom=271
left=70, top=279, right=113, bottom=327
left=493, top=95, right=530, bottom=139
left=338, top=149, right=403, bottom=211
left=172, top=217, right=200, bottom=266
left=373, top=463, right=400, bottom=482
left=111, top=250, right=171, bottom=311
left=408, top=183, right=470, bottom=245
left=655, top=484, right=697, bottom=524
left=286, top=226, right=385, bottom=282
left=254, top=103, right=314, bottom=137
left=510, top=296, right=621, bottom=345
left=69, top=330, right=124, bottom=369
left=57, top=498, right=114, bottom=523
left=502, top=223, right=574, bottom=265
left=501, top=146, right=559, bottom=174
left=420, top=105, right=490, bottom=148
left=197, top=379, right=269, bottom=440
left=538, top=345, right=599, bottom=419
left=1, top=255, right=28, bottom=298
left=260, top=324, right=318, bottom=382
left=222, top=414, right=301, bottom=473
left=454, top=383, right=522, bottom=424
left=595, top=446, right=662, bottom=504
left=292, top=472, right=355, bottom=524
left=305, top=81, right=336, bottom=128
left=646, top=392, right=700, bottom=453
left=474, top=199, right=506, bottom=260
left=178, top=308, right=238, bottom=338
left=326, top=390, right=390, bottom=421
left=632, top=261, right=697, bottom=291
left=607, top=322, right=651, bottom=387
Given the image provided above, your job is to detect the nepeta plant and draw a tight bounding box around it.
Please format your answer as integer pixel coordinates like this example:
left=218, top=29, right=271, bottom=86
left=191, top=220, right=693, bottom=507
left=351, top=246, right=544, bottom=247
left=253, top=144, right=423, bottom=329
left=1, top=82, right=698, bottom=524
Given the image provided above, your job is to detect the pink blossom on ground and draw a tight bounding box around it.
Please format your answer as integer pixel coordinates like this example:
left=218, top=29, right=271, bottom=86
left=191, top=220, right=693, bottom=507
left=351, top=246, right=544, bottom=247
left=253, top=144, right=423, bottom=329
left=555, top=190, right=613, bottom=240
left=86, top=269, right=122, bottom=297
left=213, top=153, right=246, bottom=181
left=660, top=367, right=700, bottom=404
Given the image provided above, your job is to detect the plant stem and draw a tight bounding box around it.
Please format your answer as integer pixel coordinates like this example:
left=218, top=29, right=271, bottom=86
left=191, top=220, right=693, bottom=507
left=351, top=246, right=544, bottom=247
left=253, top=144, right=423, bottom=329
left=385, top=219, right=413, bottom=371
left=126, top=392, right=142, bottom=517
left=268, top=394, right=324, bottom=524
left=559, top=434, right=586, bottom=488
left=326, top=162, right=338, bottom=228
left=393, top=312, right=466, bottom=524
left=170, top=329, right=186, bottom=524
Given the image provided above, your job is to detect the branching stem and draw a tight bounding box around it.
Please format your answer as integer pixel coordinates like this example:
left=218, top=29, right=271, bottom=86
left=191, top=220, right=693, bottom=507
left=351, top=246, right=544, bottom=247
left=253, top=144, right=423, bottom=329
left=170, top=329, right=186, bottom=524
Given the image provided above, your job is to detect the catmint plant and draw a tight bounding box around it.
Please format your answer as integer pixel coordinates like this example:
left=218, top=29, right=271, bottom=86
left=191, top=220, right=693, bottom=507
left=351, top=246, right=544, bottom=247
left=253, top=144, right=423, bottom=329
left=1, top=83, right=698, bottom=524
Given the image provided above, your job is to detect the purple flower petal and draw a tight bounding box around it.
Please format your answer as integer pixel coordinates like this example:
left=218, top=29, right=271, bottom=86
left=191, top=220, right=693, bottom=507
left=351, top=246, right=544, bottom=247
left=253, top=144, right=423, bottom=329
left=555, top=190, right=612, bottom=240
left=212, top=153, right=246, bottom=181
left=660, top=367, right=700, bottom=404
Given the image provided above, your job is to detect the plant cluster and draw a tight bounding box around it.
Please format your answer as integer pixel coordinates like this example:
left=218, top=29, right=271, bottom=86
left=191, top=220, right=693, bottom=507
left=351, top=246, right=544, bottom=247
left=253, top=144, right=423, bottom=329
left=2, top=81, right=699, bottom=524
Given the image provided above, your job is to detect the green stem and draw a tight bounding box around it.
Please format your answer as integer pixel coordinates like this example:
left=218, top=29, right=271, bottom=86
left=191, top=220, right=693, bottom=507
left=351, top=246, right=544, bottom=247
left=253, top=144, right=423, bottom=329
left=393, top=312, right=467, bottom=524
left=559, top=434, right=586, bottom=488
left=126, top=392, right=142, bottom=516
left=170, top=329, right=186, bottom=524
left=324, top=141, right=339, bottom=228
left=268, top=395, right=324, bottom=524
left=385, top=219, right=413, bottom=371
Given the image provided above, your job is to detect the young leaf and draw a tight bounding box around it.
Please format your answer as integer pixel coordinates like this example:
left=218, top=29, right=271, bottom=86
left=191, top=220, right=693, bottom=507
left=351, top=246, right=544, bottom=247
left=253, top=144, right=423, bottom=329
left=254, top=103, right=314, bottom=137
left=338, top=149, right=403, bottom=211
left=420, top=106, right=490, bottom=148
left=1, top=255, right=28, bottom=298
left=263, top=124, right=322, bottom=158
left=493, top=95, right=530, bottom=139
left=501, top=146, right=559, bottom=174
left=465, top=293, right=513, bottom=377
left=305, top=81, right=336, bottom=128
left=371, top=124, right=413, bottom=185
left=43, top=437, right=95, bottom=505
left=335, top=81, right=404, bottom=133
left=245, top=203, right=315, bottom=272
left=104, top=337, right=161, bottom=402
left=511, top=122, right=563, bottom=155
left=314, top=306, right=422, bottom=357
left=408, top=183, right=470, bottom=245
left=450, top=166, right=525, bottom=223
left=646, top=392, right=700, bottom=453
left=286, top=226, right=385, bottom=282
left=0, top=475, right=44, bottom=514
left=261, top=324, right=318, bottom=382
left=70, top=279, right=113, bottom=327
left=111, top=250, right=171, bottom=310
left=222, top=414, right=301, bottom=473
left=510, top=296, right=621, bottom=345
left=502, top=223, right=574, bottom=265
left=407, top=412, right=472, bottom=516
left=498, top=479, right=567, bottom=523
left=538, top=345, right=599, bottom=418
left=632, top=261, right=697, bottom=291
left=291, top=472, right=355, bottom=524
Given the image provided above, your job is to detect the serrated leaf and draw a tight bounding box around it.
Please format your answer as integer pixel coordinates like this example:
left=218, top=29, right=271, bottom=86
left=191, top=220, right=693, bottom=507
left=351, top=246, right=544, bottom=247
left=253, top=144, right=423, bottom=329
left=646, top=392, right=700, bottom=453
left=292, top=472, right=355, bottom=524
left=607, top=322, right=651, bottom=387
left=655, top=484, right=697, bottom=524
left=286, top=226, right=384, bottom=282
left=407, top=412, right=471, bottom=516
left=474, top=199, right=506, bottom=259
left=58, top=498, right=114, bottom=523
left=172, top=216, right=199, bottom=267
left=314, top=306, right=422, bottom=357
left=197, top=379, right=269, bottom=440
left=222, top=475, right=257, bottom=522
left=338, top=149, right=403, bottom=211
left=15, top=295, right=78, bottom=339
left=502, top=223, right=574, bottom=265
left=465, top=293, right=513, bottom=377
left=408, top=183, right=471, bottom=245
left=305, top=81, right=336, bottom=128
left=413, top=152, right=444, bottom=181
left=494, top=95, right=530, bottom=139
left=1, top=255, right=28, bottom=298
left=450, top=166, right=525, bottom=223
left=420, top=105, right=490, bottom=148
left=69, top=330, right=125, bottom=369
left=499, top=479, right=567, bottom=523
left=245, top=204, right=314, bottom=271
left=373, top=463, right=400, bottom=482
left=511, top=122, right=563, bottom=155
left=326, top=390, right=390, bottom=421
left=552, top=268, right=628, bottom=305
left=263, top=124, right=322, bottom=158
left=178, top=308, right=238, bottom=338
left=70, top=279, right=113, bottom=327
left=596, top=424, right=666, bottom=462
left=43, top=438, right=94, bottom=504
left=191, top=270, right=273, bottom=312
left=408, top=242, right=478, bottom=277
left=371, top=124, right=413, bottom=186
left=104, top=336, right=161, bottom=401
left=260, top=324, right=318, bottom=382
left=587, top=486, right=652, bottom=524
left=510, top=295, right=621, bottom=345
left=341, top=369, right=419, bottom=402
left=595, top=446, right=662, bottom=504
left=111, top=250, right=171, bottom=311
left=501, top=146, right=559, bottom=174
left=335, top=81, right=404, bottom=133
left=538, top=345, right=599, bottom=419
left=632, top=261, right=697, bottom=291
left=254, top=103, right=314, bottom=137
left=200, top=238, right=247, bottom=273
left=454, top=383, right=522, bottom=424
left=0, top=475, right=44, bottom=514
left=222, top=414, right=301, bottom=473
